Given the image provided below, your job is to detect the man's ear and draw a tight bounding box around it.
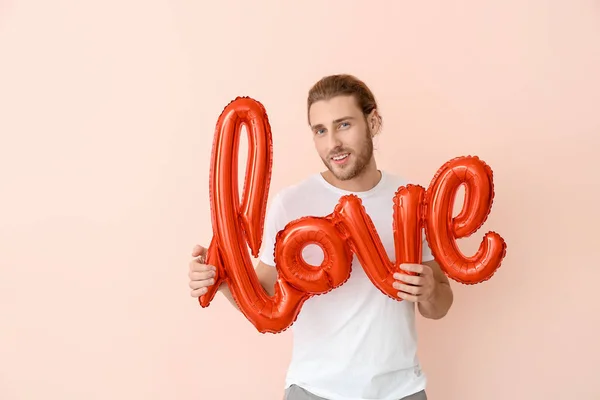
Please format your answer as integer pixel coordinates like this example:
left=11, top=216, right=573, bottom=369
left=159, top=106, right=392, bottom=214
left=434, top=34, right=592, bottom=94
left=368, top=109, right=382, bottom=136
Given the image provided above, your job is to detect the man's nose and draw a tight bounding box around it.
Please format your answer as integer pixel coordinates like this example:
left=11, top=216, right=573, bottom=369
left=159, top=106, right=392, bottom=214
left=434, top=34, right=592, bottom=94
left=327, top=132, right=342, bottom=148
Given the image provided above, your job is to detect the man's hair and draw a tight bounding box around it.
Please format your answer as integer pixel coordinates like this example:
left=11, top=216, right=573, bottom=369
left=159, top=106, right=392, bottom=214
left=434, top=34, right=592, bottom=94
left=306, top=74, right=381, bottom=126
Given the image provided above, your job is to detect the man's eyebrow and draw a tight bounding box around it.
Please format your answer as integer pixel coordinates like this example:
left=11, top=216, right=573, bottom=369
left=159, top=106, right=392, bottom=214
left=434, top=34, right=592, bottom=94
left=311, top=116, right=355, bottom=130
left=333, top=116, right=354, bottom=123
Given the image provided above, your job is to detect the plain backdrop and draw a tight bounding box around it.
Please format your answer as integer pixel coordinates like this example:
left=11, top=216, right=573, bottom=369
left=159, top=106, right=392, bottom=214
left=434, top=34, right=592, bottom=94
left=1, top=1, right=599, bottom=399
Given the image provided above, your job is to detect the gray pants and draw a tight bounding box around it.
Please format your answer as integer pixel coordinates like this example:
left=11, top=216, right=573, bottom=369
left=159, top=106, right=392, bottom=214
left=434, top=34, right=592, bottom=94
left=284, top=385, right=427, bottom=400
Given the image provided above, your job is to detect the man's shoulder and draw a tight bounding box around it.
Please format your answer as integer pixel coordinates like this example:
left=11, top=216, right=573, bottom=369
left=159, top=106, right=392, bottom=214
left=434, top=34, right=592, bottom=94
left=383, top=171, right=407, bottom=184
left=381, top=171, right=410, bottom=191
left=382, top=171, right=427, bottom=190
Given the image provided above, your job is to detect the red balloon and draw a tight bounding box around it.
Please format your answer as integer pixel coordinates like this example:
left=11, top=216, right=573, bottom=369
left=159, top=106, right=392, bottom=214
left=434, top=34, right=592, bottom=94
left=424, top=155, right=507, bottom=284
left=199, top=97, right=507, bottom=333
left=199, top=97, right=353, bottom=334
left=274, top=215, right=352, bottom=294
left=330, top=185, right=426, bottom=300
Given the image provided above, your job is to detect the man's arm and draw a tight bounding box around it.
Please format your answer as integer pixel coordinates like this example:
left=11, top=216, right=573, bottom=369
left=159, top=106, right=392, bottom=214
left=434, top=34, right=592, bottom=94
left=394, top=259, right=454, bottom=320
left=218, top=261, right=278, bottom=311
left=416, top=260, right=453, bottom=319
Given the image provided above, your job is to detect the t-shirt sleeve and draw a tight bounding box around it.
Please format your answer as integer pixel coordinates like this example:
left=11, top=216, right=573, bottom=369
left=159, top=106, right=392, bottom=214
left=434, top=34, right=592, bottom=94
left=258, top=193, right=287, bottom=267
left=421, top=230, right=435, bottom=263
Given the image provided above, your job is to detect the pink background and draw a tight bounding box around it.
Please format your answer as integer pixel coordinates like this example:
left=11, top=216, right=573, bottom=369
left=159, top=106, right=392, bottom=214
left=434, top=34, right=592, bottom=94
left=1, top=1, right=599, bottom=399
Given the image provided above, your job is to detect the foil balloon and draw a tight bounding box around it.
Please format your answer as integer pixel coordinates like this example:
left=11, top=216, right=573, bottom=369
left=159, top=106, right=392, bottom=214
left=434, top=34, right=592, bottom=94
left=424, top=155, right=507, bottom=284
left=199, top=97, right=353, bottom=334
left=329, top=185, right=427, bottom=300
left=198, top=96, right=507, bottom=334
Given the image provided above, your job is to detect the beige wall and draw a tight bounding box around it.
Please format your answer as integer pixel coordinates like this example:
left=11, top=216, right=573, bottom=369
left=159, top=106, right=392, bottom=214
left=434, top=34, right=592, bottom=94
left=1, top=1, right=598, bottom=399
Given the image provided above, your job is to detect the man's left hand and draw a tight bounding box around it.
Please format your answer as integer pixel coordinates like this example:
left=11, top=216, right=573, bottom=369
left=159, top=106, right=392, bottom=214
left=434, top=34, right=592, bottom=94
left=393, top=263, right=437, bottom=303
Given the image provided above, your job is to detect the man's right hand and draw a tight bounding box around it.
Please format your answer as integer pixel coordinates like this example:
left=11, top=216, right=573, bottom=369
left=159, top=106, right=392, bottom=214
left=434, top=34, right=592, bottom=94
left=188, top=244, right=217, bottom=297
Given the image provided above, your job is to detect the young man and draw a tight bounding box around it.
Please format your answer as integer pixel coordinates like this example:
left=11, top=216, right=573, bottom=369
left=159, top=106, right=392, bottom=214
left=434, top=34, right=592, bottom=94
left=188, top=74, right=454, bottom=400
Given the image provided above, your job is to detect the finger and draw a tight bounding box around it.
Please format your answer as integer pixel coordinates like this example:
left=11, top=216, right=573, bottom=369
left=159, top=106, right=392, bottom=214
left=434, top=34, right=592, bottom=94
left=399, top=263, right=423, bottom=274
left=189, top=260, right=216, bottom=272
left=191, top=245, right=207, bottom=258
left=393, top=273, right=423, bottom=285
left=193, top=256, right=210, bottom=265
left=393, top=282, right=422, bottom=296
left=189, top=270, right=216, bottom=281
left=189, top=278, right=215, bottom=290
left=397, top=291, right=419, bottom=302
left=400, top=263, right=430, bottom=275
left=188, top=263, right=216, bottom=280
left=190, top=287, right=209, bottom=297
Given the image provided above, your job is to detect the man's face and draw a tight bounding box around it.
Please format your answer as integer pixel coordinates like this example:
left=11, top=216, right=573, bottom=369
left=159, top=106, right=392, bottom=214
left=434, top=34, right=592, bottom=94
left=309, top=95, right=374, bottom=181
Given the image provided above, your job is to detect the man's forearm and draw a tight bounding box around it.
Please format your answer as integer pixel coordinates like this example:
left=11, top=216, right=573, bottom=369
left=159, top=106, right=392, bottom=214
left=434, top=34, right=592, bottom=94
left=218, top=283, right=240, bottom=311
left=418, top=281, right=453, bottom=319
left=218, top=277, right=275, bottom=312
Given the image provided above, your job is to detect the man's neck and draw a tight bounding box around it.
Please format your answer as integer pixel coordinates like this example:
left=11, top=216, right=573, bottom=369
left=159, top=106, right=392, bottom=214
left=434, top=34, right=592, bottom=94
left=321, top=163, right=382, bottom=193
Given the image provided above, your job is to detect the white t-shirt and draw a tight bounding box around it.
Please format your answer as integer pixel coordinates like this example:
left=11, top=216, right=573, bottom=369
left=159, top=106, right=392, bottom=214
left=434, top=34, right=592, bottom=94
left=259, top=171, right=435, bottom=400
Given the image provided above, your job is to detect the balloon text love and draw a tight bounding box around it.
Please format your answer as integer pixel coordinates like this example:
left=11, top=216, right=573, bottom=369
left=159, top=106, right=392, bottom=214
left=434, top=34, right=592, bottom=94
left=199, top=97, right=507, bottom=334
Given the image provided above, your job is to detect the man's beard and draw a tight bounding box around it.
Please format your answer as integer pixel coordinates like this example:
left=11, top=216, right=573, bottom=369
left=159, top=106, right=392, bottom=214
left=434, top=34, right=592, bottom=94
left=321, top=129, right=374, bottom=182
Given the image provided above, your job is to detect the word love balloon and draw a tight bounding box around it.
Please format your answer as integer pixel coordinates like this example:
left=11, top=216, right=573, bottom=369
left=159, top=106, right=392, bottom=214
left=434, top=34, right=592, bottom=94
left=199, top=96, right=507, bottom=334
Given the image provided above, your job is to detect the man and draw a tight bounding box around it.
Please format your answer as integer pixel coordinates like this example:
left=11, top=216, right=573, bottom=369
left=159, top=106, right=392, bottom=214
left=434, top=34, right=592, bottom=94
left=188, top=74, right=454, bottom=400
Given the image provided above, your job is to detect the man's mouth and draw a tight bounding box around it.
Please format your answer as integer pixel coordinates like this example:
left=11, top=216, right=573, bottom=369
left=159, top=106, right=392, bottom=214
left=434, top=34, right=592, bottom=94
left=331, top=153, right=350, bottom=164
